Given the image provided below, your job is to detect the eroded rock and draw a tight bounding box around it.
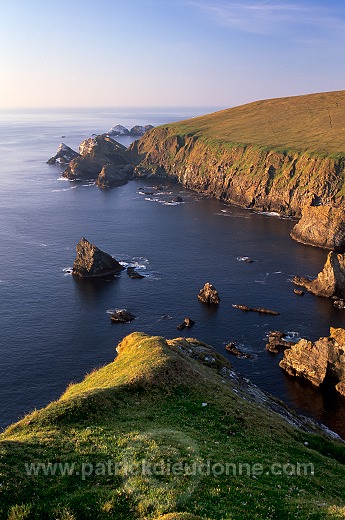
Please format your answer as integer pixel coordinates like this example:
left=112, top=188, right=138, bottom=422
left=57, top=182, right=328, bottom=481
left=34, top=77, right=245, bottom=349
left=232, top=304, right=280, bottom=315
left=110, top=309, right=136, bottom=323
left=47, top=143, right=79, bottom=165
left=266, top=331, right=295, bottom=354
left=177, top=317, right=195, bottom=330
left=127, top=267, right=144, bottom=279
left=72, top=237, right=124, bottom=278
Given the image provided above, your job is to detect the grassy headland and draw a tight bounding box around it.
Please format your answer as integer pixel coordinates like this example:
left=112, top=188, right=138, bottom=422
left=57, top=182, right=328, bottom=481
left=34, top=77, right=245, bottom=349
left=129, top=91, right=345, bottom=216
left=1, top=332, right=344, bottom=519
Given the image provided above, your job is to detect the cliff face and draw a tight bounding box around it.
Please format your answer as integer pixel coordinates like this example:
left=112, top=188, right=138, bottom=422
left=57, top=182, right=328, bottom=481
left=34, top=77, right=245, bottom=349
left=293, top=251, right=345, bottom=298
left=290, top=206, right=345, bottom=250
left=129, top=127, right=345, bottom=217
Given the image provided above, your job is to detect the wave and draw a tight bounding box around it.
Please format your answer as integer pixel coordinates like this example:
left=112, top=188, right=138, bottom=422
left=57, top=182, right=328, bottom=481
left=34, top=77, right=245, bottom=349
left=62, top=267, right=73, bottom=275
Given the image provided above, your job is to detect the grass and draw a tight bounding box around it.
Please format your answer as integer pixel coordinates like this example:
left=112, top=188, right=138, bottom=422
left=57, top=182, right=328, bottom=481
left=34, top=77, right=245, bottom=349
left=162, top=90, right=345, bottom=155
left=1, top=332, right=345, bottom=519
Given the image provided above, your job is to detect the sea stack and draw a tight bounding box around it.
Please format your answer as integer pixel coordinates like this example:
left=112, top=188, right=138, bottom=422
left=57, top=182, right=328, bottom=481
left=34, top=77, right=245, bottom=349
left=293, top=251, right=345, bottom=298
left=72, top=238, right=124, bottom=278
left=197, top=282, right=220, bottom=304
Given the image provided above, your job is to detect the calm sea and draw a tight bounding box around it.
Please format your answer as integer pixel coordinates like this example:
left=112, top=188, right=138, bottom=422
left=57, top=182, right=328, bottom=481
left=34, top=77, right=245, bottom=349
left=1, top=107, right=344, bottom=437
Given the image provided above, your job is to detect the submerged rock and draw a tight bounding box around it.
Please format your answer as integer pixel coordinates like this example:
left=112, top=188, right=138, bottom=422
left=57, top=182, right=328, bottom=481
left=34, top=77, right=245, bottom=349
left=47, top=143, right=79, bottom=165
left=279, top=327, right=345, bottom=395
left=197, top=283, right=220, bottom=304
left=232, top=304, right=280, bottom=315
left=225, top=342, right=254, bottom=359
left=291, top=206, right=345, bottom=250
left=110, top=309, right=136, bottom=323
left=72, top=237, right=124, bottom=278
left=177, top=317, right=195, bottom=330
left=293, top=251, right=345, bottom=298
left=127, top=266, right=144, bottom=279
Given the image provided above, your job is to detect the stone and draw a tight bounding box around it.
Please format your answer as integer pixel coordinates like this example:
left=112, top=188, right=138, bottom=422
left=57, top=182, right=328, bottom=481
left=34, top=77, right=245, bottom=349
left=291, top=206, right=345, bottom=250
left=172, top=196, right=184, bottom=203
left=334, top=299, right=345, bottom=309
left=293, top=251, right=345, bottom=298
left=110, top=309, right=136, bottom=323
left=47, top=143, right=79, bottom=165
left=293, top=289, right=304, bottom=296
left=266, top=331, right=294, bottom=354
left=96, top=163, right=132, bottom=189
left=177, top=317, right=195, bottom=330
left=127, top=267, right=144, bottom=279
left=279, top=327, right=345, bottom=394
left=232, top=304, right=280, bottom=315
left=72, top=237, right=125, bottom=278
left=197, top=283, right=220, bottom=304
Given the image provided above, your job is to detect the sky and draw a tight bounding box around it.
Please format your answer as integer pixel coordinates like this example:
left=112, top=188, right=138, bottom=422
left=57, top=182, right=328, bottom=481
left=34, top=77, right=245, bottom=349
left=0, top=0, right=344, bottom=109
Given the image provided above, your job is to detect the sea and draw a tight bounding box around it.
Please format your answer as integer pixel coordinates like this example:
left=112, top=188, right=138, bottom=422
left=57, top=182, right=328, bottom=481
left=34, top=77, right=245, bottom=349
left=1, top=107, right=345, bottom=438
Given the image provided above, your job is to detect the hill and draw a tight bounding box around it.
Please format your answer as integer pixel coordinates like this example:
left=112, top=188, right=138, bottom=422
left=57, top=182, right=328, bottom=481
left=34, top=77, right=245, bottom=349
left=1, top=332, right=344, bottom=519
left=129, top=90, right=345, bottom=220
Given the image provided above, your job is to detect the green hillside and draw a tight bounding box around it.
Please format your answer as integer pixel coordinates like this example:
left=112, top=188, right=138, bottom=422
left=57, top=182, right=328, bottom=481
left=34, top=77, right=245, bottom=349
left=168, top=90, right=345, bottom=155
left=1, top=332, right=344, bottom=519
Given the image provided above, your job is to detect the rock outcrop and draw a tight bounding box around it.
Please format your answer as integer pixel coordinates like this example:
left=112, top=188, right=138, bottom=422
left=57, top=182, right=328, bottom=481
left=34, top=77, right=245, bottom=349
left=126, top=267, right=144, bottom=279
left=266, top=331, right=295, bottom=354
left=291, top=206, right=345, bottom=250
left=279, top=327, right=345, bottom=396
left=177, top=317, right=195, bottom=330
left=63, top=134, right=133, bottom=187
left=107, top=124, right=154, bottom=137
left=72, top=237, right=124, bottom=278
left=197, top=283, right=220, bottom=304
left=47, top=143, right=79, bottom=165
left=232, top=304, right=280, bottom=315
left=293, top=251, right=345, bottom=298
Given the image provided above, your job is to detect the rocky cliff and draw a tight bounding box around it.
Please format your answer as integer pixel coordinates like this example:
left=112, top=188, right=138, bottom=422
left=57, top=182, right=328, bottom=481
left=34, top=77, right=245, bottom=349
left=72, top=237, right=124, bottom=278
left=128, top=91, right=345, bottom=221
left=290, top=206, right=345, bottom=250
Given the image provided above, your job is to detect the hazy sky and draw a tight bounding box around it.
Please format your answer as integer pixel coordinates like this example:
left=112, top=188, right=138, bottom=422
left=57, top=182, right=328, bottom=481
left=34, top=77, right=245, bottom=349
left=1, top=0, right=344, bottom=108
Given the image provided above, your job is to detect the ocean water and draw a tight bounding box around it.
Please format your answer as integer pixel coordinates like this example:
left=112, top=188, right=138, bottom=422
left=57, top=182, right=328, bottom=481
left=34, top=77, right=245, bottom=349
left=1, top=107, right=345, bottom=437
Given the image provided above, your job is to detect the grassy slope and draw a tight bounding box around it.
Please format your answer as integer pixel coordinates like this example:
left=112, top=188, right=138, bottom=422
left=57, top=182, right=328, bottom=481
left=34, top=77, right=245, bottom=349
left=1, top=332, right=345, bottom=520
left=165, top=90, right=345, bottom=155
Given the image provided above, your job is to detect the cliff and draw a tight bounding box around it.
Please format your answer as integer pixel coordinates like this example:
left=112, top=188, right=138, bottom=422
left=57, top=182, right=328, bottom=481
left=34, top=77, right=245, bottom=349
left=129, top=90, right=345, bottom=219
left=1, top=332, right=344, bottom=519
left=293, top=251, right=345, bottom=298
left=290, top=206, right=345, bottom=250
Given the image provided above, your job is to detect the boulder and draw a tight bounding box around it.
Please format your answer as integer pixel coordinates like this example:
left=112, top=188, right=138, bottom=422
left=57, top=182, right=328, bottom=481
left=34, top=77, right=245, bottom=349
left=293, top=289, right=304, bottom=296
left=47, top=143, right=79, bottom=165
left=62, top=134, right=133, bottom=186
left=127, top=266, right=144, bottom=279
left=110, top=309, right=136, bottom=323
left=177, top=317, right=195, bottom=330
left=279, top=327, right=345, bottom=394
left=293, top=251, right=345, bottom=298
left=72, top=237, right=125, bottom=278
left=197, top=283, right=220, bottom=304
left=291, top=206, right=345, bottom=250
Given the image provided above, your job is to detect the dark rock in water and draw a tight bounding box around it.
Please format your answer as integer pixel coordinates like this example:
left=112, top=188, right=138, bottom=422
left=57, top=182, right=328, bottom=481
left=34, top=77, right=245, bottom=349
left=177, top=317, right=195, bottom=330
left=127, top=266, right=144, bottom=279
left=172, top=196, right=184, bottom=203
left=232, top=304, right=280, bottom=315
left=333, top=299, right=345, bottom=309
left=291, top=205, right=345, bottom=250
left=197, top=283, right=220, bottom=304
left=72, top=237, right=125, bottom=278
left=62, top=134, right=133, bottom=187
left=279, top=327, right=345, bottom=396
left=110, top=309, right=136, bottom=323
left=266, top=331, right=295, bottom=354
left=225, top=342, right=253, bottom=359
left=293, top=251, right=345, bottom=299
left=129, top=125, right=154, bottom=137
left=47, top=143, right=79, bottom=165
left=293, top=289, right=304, bottom=296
